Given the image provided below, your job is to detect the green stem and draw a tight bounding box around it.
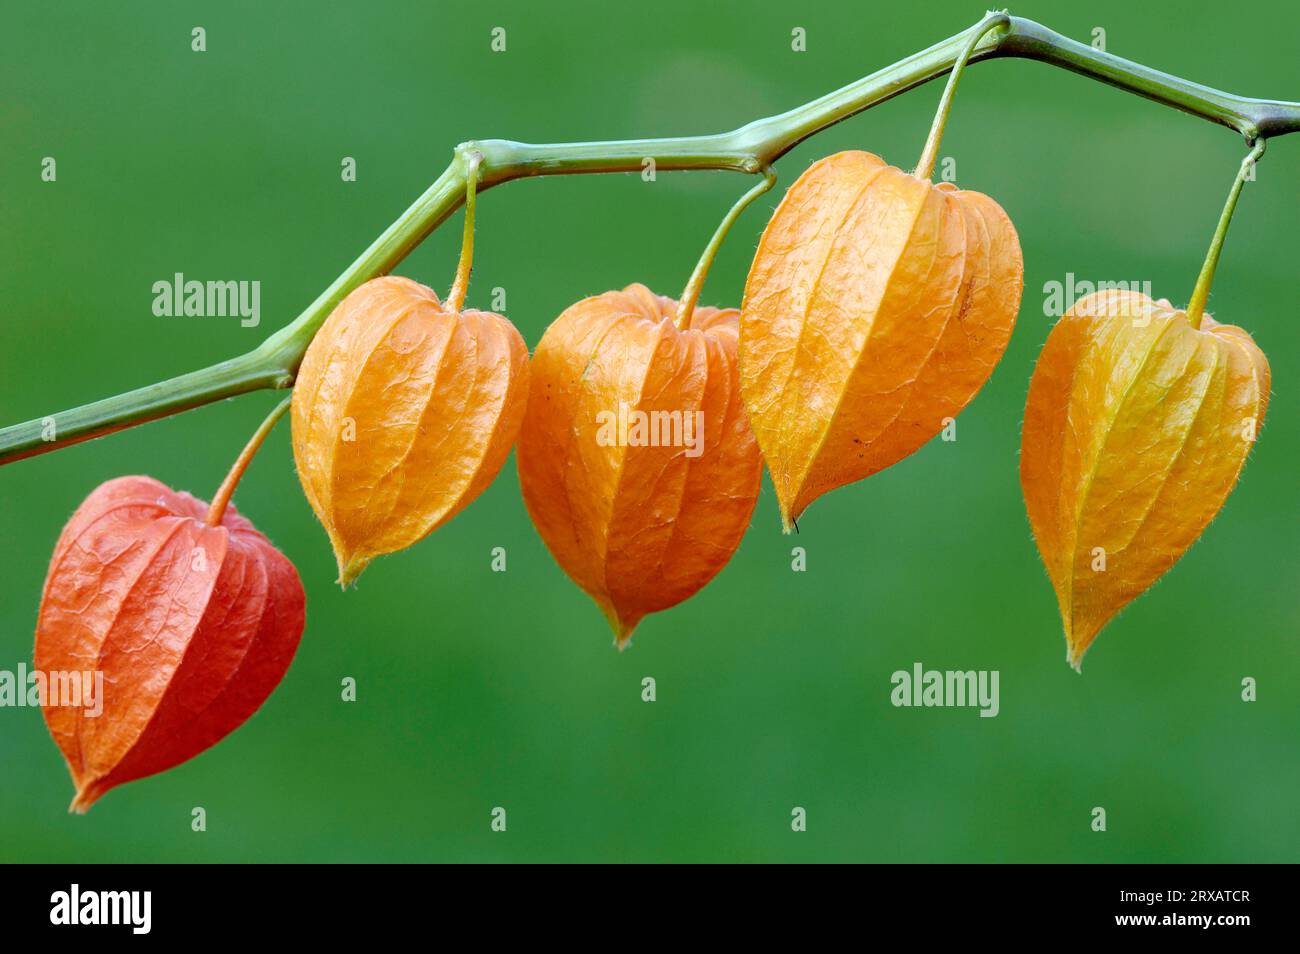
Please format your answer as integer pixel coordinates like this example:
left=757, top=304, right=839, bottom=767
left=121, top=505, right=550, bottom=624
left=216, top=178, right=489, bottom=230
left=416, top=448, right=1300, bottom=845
left=0, top=354, right=292, bottom=466
left=4, top=15, right=1300, bottom=465
left=206, top=397, right=293, bottom=526
left=676, top=167, right=777, bottom=329
left=446, top=152, right=483, bottom=311
left=916, top=12, right=1011, bottom=180
left=1186, top=140, right=1266, bottom=329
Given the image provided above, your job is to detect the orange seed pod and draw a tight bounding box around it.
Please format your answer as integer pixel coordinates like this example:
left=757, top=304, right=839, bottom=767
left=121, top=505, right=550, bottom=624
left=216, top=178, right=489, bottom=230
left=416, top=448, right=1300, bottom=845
left=291, top=275, right=530, bottom=584
left=740, top=150, right=1023, bottom=529
left=1020, top=290, right=1269, bottom=669
left=516, top=284, right=762, bottom=646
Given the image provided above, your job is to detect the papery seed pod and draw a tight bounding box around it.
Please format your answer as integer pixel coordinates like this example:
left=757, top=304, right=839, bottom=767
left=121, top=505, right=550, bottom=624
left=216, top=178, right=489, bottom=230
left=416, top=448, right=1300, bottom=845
left=517, top=284, right=762, bottom=646
left=36, top=475, right=304, bottom=812
left=292, top=276, right=530, bottom=585
left=1020, top=290, right=1270, bottom=669
left=740, top=151, right=1023, bottom=529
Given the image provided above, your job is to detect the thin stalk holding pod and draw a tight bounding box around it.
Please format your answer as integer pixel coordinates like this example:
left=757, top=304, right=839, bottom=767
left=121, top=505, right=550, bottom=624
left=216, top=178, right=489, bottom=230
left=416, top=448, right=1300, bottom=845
left=206, top=397, right=293, bottom=526
left=446, top=151, right=484, bottom=312
left=675, top=167, right=778, bottom=329
left=1186, top=139, right=1267, bottom=329
left=916, top=11, right=1011, bottom=180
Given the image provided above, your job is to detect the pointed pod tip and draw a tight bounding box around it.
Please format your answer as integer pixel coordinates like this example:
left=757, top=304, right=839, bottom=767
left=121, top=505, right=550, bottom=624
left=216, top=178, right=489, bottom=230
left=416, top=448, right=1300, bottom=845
left=771, top=479, right=802, bottom=534
left=1065, top=639, right=1087, bottom=673
left=613, top=621, right=640, bottom=651
left=336, top=553, right=370, bottom=589
left=1064, top=617, right=1103, bottom=672
left=605, top=609, right=642, bottom=651
left=68, top=784, right=100, bottom=814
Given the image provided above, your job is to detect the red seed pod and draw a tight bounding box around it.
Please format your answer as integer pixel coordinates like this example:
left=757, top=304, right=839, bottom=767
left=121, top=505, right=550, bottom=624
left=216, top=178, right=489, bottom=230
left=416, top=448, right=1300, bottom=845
left=35, top=475, right=304, bottom=812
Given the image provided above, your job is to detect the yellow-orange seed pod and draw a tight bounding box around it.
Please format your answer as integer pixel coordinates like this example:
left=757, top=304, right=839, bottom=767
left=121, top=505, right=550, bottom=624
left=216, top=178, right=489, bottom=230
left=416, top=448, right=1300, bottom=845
left=292, top=276, right=529, bottom=584
left=740, top=150, right=1023, bottom=530
left=1020, top=290, right=1269, bottom=669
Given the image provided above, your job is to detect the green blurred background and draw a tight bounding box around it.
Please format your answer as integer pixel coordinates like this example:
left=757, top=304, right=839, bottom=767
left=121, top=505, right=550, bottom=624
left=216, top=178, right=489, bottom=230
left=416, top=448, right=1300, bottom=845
left=1, top=0, right=1296, bottom=862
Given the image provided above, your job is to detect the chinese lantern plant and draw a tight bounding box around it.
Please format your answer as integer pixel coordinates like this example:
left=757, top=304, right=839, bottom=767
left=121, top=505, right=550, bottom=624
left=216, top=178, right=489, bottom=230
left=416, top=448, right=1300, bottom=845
left=517, top=173, right=774, bottom=645
left=36, top=401, right=303, bottom=811
left=1020, top=143, right=1271, bottom=669
left=740, top=13, right=1023, bottom=531
left=291, top=156, right=530, bottom=586
left=0, top=12, right=1295, bottom=812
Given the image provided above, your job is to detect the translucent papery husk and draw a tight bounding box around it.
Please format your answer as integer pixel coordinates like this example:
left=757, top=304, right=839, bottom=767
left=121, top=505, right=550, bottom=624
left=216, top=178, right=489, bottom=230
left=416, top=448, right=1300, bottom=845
left=291, top=276, right=530, bottom=585
left=35, top=476, right=305, bottom=812
left=740, top=150, right=1024, bottom=529
left=1020, top=290, right=1270, bottom=669
left=516, top=284, right=762, bottom=646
